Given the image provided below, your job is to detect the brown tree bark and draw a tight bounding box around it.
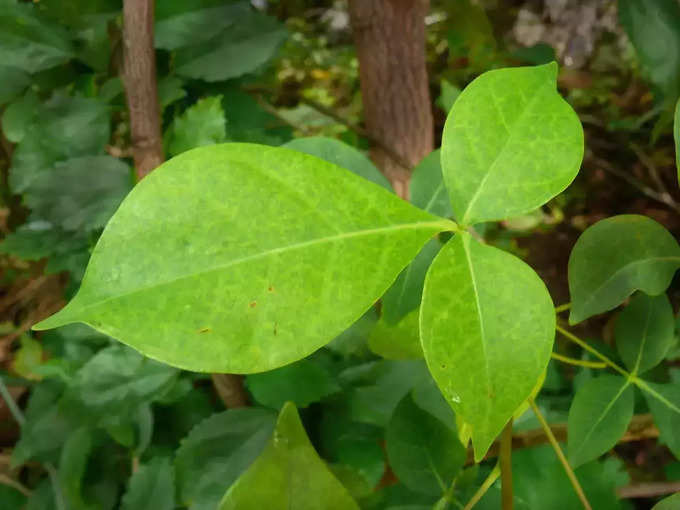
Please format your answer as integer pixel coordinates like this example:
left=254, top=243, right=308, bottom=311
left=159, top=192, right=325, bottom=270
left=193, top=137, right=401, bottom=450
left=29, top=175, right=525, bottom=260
left=122, top=0, right=163, bottom=181
left=348, top=0, right=434, bottom=200
left=121, top=0, right=248, bottom=408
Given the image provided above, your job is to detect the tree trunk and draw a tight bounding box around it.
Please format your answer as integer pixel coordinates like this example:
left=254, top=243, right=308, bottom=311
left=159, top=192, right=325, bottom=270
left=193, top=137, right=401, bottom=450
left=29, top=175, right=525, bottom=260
left=348, top=0, right=434, bottom=200
left=121, top=0, right=248, bottom=408
left=122, top=0, right=163, bottom=180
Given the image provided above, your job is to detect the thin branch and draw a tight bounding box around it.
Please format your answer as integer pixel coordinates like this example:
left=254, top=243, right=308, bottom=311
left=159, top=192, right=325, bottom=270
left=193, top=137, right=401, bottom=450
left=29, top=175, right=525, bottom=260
left=555, top=324, right=630, bottom=378
left=629, top=142, right=676, bottom=206
left=617, top=481, right=680, bottom=499
left=550, top=352, right=607, bottom=369
left=0, top=376, right=24, bottom=426
left=554, top=303, right=571, bottom=314
left=463, top=462, right=501, bottom=510
left=529, top=399, right=592, bottom=510
left=0, top=474, right=31, bottom=497
left=500, top=420, right=514, bottom=510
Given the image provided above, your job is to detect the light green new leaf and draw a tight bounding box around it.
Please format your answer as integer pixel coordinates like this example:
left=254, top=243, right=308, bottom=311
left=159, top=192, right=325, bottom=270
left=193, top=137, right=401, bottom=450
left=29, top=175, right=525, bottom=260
left=410, top=150, right=452, bottom=218
left=34, top=144, right=451, bottom=373
left=175, top=408, right=276, bottom=510
left=165, top=96, right=226, bottom=157
left=615, top=293, right=675, bottom=374
left=639, top=380, right=680, bottom=459
left=420, top=232, right=555, bottom=460
left=386, top=393, right=465, bottom=496
left=368, top=309, right=423, bottom=360
left=219, top=402, right=359, bottom=510
left=121, top=458, right=175, bottom=510
left=441, top=63, right=583, bottom=225
left=568, top=215, right=680, bottom=324
left=567, top=375, right=634, bottom=468
left=283, top=137, right=392, bottom=191
left=652, top=492, right=680, bottom=510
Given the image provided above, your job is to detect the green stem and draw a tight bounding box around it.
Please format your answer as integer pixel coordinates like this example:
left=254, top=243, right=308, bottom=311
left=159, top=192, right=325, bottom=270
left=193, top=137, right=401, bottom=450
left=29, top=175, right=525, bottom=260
left=0, top=376, right=24, bottom=426
left=462, top=462, right=501, bottom=510
left=529, top=399, right=592, bottom=510
left=550, top=352, right=607, bottom=369
left=555, top=324, right=629, bottom=378
left=500, top=420, right=514, bottom=510
left=555, top=303, right=571, bottom=313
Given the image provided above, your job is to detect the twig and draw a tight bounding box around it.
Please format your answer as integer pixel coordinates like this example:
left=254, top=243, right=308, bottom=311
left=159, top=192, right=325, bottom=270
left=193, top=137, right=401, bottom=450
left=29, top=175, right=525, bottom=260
left=463, top=462, right=501, bottom=510
left=617, top=481, right=680, bottom=499
left=529, top=399, right=592, bottom=510
left=0, top=473, right=30, bottom=497
left=554, top=303, right=571, bottom=314
left=629, top=142, right=675, bottom=206
left=551, top=352, right=607, bottom=369
left=555, top=324, right=630, bottom=378
left=500, top=420, right=514, bottom=510
left=0, top=376, right=24, bottom=426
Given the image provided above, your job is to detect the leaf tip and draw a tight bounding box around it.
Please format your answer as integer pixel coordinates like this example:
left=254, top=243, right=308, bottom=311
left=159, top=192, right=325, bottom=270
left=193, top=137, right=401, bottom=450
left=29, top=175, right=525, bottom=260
left=31, top=306, right=77, bottom=331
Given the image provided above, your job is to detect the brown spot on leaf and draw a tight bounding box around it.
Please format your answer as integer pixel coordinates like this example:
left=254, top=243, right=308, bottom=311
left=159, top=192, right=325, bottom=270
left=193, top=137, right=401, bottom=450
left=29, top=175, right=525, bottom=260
left=249, top=301, right=257, bottom=308
left=198, top=327, right=211, bottom=334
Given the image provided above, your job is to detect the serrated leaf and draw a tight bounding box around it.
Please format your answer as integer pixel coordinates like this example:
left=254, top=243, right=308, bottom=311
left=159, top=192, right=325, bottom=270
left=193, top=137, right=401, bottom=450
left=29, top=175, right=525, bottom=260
left=615, top=293, right=675, bottom=374
left=175, top=408, right=276, bottom=510
left=567, top=375, right=633, bottom=468
left=568, top=215, right=680, bottom=324
left=283, top=136, right=391, bottom=191
left=158, top=75, right=186, bottom=109
left=653, top=492, right=680, bottom=510
left=368, top=309, right=423, bottom=360
left=386, top=393, right=464, bottom=496
left=420, top=232, right=555, bottom=460
left=639, top=380, right=680, bottom=459
left=165, top=96, right=226, bottom=157
left=219, top=402, right=359, bottom=510
left=246, top=358, right=340, bottom=409
left=25, top=156, right=132, bottom=232
left=122, top=458, right=174, bottom=510
left=34, top=144, right=452, bottom=373
left=440, top=62, right=583, bottom=225
left=382, top=239, right=441, bottom=324
left=619, top=0, right=680, bottom=105
left=410, top=150, right=452, bottom=218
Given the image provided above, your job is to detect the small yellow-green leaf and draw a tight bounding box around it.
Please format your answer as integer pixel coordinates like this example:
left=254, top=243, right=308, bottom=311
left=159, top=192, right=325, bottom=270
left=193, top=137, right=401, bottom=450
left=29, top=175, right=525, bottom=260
left=652, top=492, right=680, bottom=510
left=569, top=215, right=680, bottom=324
left=219, top=402, right=359, bottom=510
left=567, top=375, right=633, bottom=468
left=420, top=232, right=555, bottom=460
left=368, top=309, right=423, bottom=360
left=33, top=144, right=452, bottom=373
left=441, top=63, right=583, bottom=225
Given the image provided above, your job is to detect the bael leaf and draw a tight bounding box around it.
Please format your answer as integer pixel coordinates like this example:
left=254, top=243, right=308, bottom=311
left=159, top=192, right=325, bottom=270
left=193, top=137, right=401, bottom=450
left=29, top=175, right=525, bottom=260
left=615, top=293, right=675, bottom=374
left=368, top=309, right=423, bottom=360
left=568, top=215, right=680, bottom=324
left=219, top=402, right=359, bottom=510
left=34, top=143, right=452, bottom=373
left=410, top=149, right=452, bottom=218
left=639, top=380, right=680, bottom=459
left=283, top=137, right=391, bottom=191
left=164, top=96, right=226, bottom=157
left=567, top=375, right=634, bottom=468
left=420, top=232, right=555, bottom=460
left=174, top=408, right=276, bottom=510
left=121, top=458, right=175, bottom=510
left=440, top=62, right=583, bottom=225
left=385, top=393, right=464, bottom=496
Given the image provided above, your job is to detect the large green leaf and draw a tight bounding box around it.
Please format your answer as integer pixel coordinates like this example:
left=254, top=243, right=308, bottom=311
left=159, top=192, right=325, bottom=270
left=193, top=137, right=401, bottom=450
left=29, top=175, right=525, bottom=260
left=175, top=408, right=276, bottom=510
left=0, top=2, right=74, bottom=73
left=420, top=232, right=555, bottom=460
left=639, top=380, right=680, bottom=459
left=121, top=458, right=175, bottom=510
left=219, top=402, right=359, bottom=510
left=440, top=63, right=583, bottom=225
left=386, top=393, right=464, bottom=496
left=568, top=215, right=680, bottom=324
left=615, top=293, right=675, bottom=374
left=619, top=0, right=680, bottom=105
left=567, top=375, right=634, bottom=468
left=410, top=149, right=452, bottom=218
left=34, top=143, right=452, bottom=373
left=653, top=492, right=680, bottom=510
left=164, top=96, right=226, bottom=157
left=283, top=137, right=391, bottom=191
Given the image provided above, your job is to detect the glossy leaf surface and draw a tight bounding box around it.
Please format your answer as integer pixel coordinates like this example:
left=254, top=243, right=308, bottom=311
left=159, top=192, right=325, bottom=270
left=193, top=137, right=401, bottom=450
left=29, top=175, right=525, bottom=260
left=386, top=393, right=464, bottom=496
left=219, top=403, right=359, bottom=510
left=567, top=375, right=633, bottom=468
left=420, top=232, right=555, bottom=460
left=615, top=293, right=675, bottom=374
left=34, top=144, right=450, bottom=372
left=568, top=215, right=680, bottom=324
left=441, top=63, right=583, bottom=225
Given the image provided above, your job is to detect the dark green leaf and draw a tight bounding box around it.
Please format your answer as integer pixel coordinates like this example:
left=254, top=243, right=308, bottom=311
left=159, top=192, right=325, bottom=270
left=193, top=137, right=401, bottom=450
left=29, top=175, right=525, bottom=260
left=615, top=293, right=675, bottom=374
left=2, top=90, right=39, bottom=143
left=246, top=358, right=340, bottom=409
left=219, top=402, right=359, bottom=510
left=34, top=144, right=452, bottom=373
left=568, top=215, right=680, bottom=324
left=410, top=150, right=452, bottom=218
left=122, top=458, right=174, bottom=510
left=386, top=393, right=464, bottom=496
left=0, top=65, right=29, bottom=105
left=639, top=380, right=680, bottom=459
left=420, top=233, right=555, bottom=460
left=440, top=63, right=583, bottom=225
left=59, top=427, right=94, bottom=510
left=26, top=481, right=57, bottom=510
left=164, top=96, right=226, bottom=157
left=283, top=137, right=391, bottom=191
left=175, top=408, right=276, bottom=510
left=158, top=75, right=186, bottom=109
left=567, top=375, right=634, bottom=468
